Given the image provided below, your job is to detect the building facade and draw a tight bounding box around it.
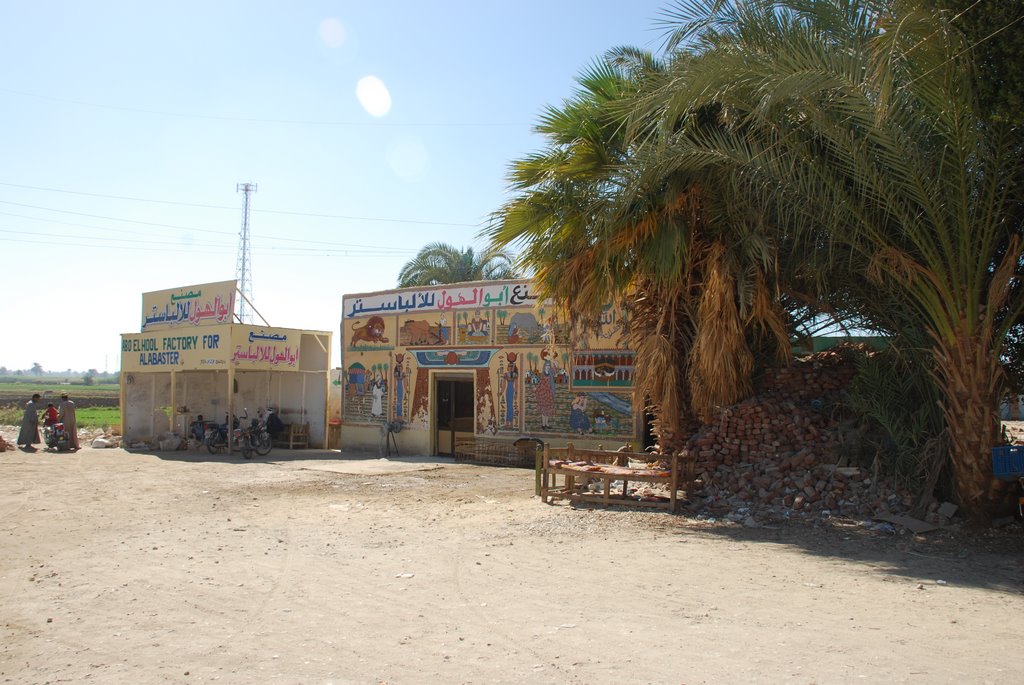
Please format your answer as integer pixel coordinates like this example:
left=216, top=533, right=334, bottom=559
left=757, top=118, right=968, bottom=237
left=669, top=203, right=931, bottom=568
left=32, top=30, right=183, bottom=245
left=338, top=279, right=641, bottom=457
left=120, top=280, right=332, bottom=446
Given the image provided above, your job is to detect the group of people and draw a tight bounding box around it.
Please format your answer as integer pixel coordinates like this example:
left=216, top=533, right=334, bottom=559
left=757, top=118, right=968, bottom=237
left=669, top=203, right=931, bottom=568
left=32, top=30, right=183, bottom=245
left=17, top=392, right=79, bottom=451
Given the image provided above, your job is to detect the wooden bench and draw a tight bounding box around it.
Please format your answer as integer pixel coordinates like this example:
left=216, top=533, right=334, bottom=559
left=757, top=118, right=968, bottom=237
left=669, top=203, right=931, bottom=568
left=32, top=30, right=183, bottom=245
left=274, top=422, right=309, bottom=449
left=538, top=443, right=692, bottom=513
left=454, top=437, right=544, bottom=468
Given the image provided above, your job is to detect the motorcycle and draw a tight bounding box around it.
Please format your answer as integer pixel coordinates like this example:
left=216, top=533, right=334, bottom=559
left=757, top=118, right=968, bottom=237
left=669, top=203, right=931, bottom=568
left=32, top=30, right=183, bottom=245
left=250, top=409, right=273, bottom=457
left=42, top=421, right=71, bottom=452
left=204, top=412, right=253, bottom=459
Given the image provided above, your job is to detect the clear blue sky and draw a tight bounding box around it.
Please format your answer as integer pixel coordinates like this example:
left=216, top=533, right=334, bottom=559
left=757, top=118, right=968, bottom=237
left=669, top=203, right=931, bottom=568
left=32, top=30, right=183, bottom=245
left=1, top=0, right=671, bottom=373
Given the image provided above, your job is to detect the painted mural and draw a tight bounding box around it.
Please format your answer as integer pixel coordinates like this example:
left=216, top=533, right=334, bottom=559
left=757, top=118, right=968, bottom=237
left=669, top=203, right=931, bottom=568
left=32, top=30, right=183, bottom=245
left=341, top=280, right=639, bottom=450
left=571, top=301, right=632, bottom=350
left=455, top=310, right=492, bottom=345
left=571, top=350, right=635, bottom=388
left=346, top=315, right=395, bottom=352
left=522, top=346, right=565, bottom=433
left=475, top=367, right=498, bottom=435
left=494, top=351, right=521, bottom=433
left=497, top=309, right=571, bottom=347
left=399, top=317, right=449, bottom=346
left=342, top=354, right=390, bottom=426
left=392, top=352, right=411, bottom=421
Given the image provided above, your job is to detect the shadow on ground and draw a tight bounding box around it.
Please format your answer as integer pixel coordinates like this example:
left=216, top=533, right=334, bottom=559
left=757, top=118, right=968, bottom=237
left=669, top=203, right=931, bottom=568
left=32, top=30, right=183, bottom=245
left=625, top=502, right=1024, bottom=595
left=129, top=445, right=454, bottom=466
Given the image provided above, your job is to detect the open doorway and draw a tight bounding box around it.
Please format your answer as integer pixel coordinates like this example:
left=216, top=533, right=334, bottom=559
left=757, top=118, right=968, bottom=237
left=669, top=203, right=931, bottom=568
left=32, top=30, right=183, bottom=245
left=435, top=376, right=474, bottom=456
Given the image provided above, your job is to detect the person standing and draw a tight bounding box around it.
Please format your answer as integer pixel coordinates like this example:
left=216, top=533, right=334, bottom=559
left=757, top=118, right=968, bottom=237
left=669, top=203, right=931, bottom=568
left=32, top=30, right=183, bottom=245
left=17, top=393, right=43, bottom=450
left=58, top=392, right=79, bottom=450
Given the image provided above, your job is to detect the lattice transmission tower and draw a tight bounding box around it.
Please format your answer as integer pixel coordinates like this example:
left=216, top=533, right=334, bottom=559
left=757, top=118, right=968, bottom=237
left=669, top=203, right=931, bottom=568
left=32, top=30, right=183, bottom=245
left=235, top=182, right=257, bottom=323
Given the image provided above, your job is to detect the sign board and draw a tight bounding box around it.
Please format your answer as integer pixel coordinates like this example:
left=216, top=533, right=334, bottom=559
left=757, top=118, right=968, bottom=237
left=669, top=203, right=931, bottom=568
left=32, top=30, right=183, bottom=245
left=121, top=324, right=232, bottom=372
left=121, top=325, right=302, bottom=372
left=228, top=326, right=302, bottom=370
left=343, top=281, right=539, bottom=319
left=140, top=280, right=237, bottom=332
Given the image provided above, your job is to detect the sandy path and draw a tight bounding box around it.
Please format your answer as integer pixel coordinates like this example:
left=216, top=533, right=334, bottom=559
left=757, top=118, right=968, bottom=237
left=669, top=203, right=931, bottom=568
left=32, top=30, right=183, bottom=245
left=1, top=444, right=1022, bottom=684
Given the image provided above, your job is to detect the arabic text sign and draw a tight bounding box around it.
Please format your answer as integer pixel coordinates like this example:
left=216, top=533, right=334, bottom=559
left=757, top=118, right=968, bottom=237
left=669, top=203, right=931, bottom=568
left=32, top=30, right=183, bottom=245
left=231, top=326, right=301, bottom=369
left=344, top=282, right=537, bottom=319
left=141, top=280, right=237, bottom=332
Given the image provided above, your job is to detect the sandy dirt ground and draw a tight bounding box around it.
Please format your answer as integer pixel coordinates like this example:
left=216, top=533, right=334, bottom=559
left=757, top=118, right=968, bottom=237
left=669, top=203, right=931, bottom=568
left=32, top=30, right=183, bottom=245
left=2, top=436, right=1023, bottom=685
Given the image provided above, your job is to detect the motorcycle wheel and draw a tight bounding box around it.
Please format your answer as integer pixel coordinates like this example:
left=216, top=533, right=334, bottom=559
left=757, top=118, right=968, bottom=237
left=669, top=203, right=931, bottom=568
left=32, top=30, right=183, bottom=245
left=241, top=438, right=253, bottom=459
left=254, top=432, right=273, bottom=456
left=206, top=438, right=220, bottom=455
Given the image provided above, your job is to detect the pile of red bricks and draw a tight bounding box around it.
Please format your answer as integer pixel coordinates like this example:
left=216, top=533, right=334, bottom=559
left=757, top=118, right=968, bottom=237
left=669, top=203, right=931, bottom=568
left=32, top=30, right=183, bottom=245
left=664, top=347, right=917, bottom=519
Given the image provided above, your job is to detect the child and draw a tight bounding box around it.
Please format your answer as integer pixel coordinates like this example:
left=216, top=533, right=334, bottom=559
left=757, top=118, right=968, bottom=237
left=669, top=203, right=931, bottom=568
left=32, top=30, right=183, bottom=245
left=43, top=402, right=59, bottom=427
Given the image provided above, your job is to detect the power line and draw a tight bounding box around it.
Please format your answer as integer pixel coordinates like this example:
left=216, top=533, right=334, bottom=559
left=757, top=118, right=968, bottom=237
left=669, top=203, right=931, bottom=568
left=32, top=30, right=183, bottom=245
left=0, top=87, right=529, bottom=128
left=0, top=232, right=415, bottom=257
left=0, top=199, right=226, bottom=232
left=0, top=227, right=229, bottom=249
left=2, top=224, right=416, bottom=255
left=1, top=202, right=428, bottom=253
left=256, top=207, right=480, bottom=227
left=0, top=180, right=483, bottom=228
left=0, top=181, right=235, bottom=210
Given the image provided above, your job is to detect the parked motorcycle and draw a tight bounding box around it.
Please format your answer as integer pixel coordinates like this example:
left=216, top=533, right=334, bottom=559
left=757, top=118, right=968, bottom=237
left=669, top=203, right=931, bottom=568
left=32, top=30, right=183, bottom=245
left=250, top=409, right=273, bottom=457
left=234, top=418, right=254, bottom=459
left=42, top=422, right=71, bottom=452
left=204, top=412, right=253, bottom=458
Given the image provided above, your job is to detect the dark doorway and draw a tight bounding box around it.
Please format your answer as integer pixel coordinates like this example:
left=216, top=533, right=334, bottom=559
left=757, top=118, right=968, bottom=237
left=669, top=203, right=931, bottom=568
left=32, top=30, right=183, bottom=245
left=435, top=377, right=474, bottom=456
left=643, top=397, right=656, bottom=451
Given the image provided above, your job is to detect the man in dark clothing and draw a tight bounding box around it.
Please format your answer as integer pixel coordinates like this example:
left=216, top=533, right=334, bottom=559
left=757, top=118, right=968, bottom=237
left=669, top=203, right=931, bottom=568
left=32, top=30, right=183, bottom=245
left=266, top=409, right=285, bottom=439
left=18, top=393, right=43, bottom=450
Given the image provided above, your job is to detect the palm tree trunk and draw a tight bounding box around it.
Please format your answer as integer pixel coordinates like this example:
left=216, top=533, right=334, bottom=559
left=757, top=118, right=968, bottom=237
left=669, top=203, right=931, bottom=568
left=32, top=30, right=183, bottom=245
left=933, top=334, right=1008, bottom=522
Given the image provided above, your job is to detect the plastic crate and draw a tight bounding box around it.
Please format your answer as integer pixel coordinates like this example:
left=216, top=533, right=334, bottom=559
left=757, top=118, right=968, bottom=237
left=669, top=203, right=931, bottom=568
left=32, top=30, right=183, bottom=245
left=991, top=445, right=1024, bottom=479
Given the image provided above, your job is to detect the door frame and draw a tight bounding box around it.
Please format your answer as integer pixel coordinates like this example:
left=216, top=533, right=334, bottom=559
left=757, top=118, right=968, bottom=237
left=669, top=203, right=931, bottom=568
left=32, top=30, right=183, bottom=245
left=432, top=371, right=475, bottom=456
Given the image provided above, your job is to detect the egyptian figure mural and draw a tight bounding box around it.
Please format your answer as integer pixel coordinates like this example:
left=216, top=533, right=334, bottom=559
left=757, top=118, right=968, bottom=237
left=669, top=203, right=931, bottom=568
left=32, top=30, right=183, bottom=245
left=475, top=367, right=498, bottom=435
left=342, top=353, right=389, bottom=426
left=496, top=352, right=521, bottom=432
left=393, top=352, right=411, bottom=419
left=456, top=310, right=492, bottom=345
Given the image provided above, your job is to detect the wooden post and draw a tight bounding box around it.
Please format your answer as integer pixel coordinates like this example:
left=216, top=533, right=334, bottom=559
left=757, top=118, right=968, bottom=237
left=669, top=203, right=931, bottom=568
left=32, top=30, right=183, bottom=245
left=536, top=440, right=544, bottom=493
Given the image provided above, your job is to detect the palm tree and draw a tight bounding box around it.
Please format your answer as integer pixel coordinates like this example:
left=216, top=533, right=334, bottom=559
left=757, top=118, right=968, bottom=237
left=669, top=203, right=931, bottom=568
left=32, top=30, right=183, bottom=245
left=396, top=242, right=519, bottom=287
left=484, top=49, right=792, bottom=435
left=640, top=0, right=1023, bottom=520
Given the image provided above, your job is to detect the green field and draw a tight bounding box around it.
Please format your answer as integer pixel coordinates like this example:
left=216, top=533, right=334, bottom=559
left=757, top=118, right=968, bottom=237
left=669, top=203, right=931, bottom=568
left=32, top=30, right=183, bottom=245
left=0, top=381, right=118, bottom=402
left=0, top=405, right=120, bottom=429
left=75, top=406, right=121, bottom=429
left=0, top=377, right=121, bottom=428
